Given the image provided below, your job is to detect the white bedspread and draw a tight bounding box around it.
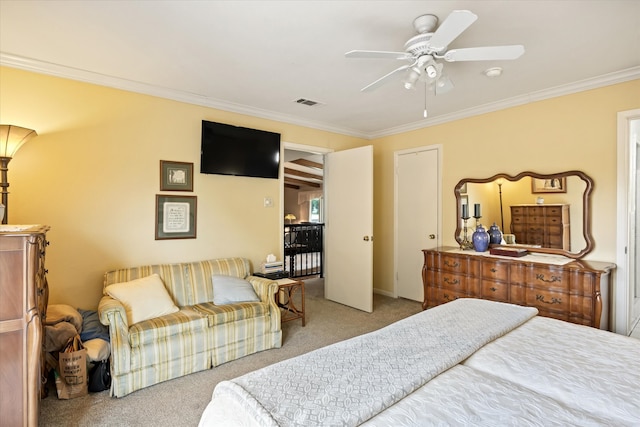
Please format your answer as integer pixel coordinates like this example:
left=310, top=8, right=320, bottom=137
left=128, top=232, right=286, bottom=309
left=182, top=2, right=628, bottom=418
left=361, top=365, right=612, bottom=426
left=200, top=300, right=640, bottom=426
left=463, top=316, right=640, bottom=425
left=200, top=299, right=537, bottom=426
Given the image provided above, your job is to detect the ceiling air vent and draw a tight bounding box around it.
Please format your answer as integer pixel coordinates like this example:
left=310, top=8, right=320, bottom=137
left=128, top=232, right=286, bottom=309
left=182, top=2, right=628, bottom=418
left=294, top=98, right=323, bottom=107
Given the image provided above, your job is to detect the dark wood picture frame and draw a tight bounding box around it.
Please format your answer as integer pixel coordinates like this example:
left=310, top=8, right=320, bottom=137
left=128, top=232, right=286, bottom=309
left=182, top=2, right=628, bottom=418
left=160, top=160, right=193, bottom=192
left=155, top=195, right=197, bottom=240
left=531, top=177, right=567, bottom=194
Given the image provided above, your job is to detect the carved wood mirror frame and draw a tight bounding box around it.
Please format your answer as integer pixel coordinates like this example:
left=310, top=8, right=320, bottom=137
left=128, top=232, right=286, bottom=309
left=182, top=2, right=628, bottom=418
left=454, top=170, right=594, bottom=259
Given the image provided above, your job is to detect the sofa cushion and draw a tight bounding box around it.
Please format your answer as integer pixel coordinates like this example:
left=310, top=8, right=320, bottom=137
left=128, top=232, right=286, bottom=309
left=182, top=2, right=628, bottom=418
left=193, top=301, right=269, bottom=327
left=105, top=274, right=179, bottom=325
left=128, top=307, right=208, bottom=348
left=212, top=275, right=260, bottom=305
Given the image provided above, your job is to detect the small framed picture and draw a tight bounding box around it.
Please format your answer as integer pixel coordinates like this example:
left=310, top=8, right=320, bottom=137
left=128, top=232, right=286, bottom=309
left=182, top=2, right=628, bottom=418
left=531, top=177, right=567, bottom=194
left=160, top=160, right=193, bottom=192
left=155, top=195, right=197, bottom=240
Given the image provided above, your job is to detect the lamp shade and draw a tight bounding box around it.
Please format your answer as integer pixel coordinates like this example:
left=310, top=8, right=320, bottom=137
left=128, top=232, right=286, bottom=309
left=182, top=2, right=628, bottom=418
left=0, top=125, right=37, bottom=158
left=285, top=213, right=296, bottom=221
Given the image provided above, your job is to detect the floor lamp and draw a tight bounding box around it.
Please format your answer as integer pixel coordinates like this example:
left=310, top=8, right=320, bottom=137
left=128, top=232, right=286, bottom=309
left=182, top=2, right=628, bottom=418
left=0, top=125, right=38, bottom=224
left=496, top=178, right=505, bottom=231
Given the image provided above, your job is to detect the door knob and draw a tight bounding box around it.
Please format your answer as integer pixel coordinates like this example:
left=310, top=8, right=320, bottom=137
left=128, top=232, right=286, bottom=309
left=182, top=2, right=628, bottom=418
left=363, top=236, right=369, bottom=241
left=429, top=234, right=436, bottom=239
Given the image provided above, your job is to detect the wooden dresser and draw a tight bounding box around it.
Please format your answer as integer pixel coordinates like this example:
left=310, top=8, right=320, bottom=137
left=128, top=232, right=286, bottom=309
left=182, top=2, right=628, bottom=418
left=510, top=204, right=570, bottom=250
left=0, top=225, right=50, bottom=426
left=422, top=247, right=614, bottom=330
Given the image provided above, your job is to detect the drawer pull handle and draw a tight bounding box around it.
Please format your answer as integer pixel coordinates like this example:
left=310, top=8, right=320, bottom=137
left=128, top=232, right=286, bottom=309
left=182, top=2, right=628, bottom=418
left=443, top=293, right=458, bottom=302
left=536, top=294, right=562, bottom=305
left=490, top=268, right=497, bottom=273
left=535, top=273, right=561, bottom=283
left=444, top=261, right=460, bottom=268
left=490, top=287, right=497, bottom=292
left=444, top=277, right=460, bottom=285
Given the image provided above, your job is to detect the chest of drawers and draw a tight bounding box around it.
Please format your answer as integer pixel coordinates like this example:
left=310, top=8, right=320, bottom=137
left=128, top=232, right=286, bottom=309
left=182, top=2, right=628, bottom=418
left=422, top=247, right=614, bottom=329
left=0, top=225, right=50, bottom=426
left=510, top=204, right=570, bottom=250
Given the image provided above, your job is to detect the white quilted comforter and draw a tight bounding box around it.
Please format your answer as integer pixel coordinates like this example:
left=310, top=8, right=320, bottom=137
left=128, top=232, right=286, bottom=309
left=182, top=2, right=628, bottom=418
left=199, top=299, right=640, bottom=426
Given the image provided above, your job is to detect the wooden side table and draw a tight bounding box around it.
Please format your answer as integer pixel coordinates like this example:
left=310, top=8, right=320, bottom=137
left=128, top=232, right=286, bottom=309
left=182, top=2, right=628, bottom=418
left=275, top=278, right=305, bottom=326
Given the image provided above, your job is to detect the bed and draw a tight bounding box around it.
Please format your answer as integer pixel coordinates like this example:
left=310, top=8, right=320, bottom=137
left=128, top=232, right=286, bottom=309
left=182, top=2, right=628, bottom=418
left=199, top=298, right=640, bottom=426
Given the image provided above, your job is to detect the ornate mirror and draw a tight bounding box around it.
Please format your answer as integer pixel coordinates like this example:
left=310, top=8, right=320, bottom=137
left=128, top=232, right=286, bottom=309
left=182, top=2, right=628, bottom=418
left=454, top=171, right=593, bottom=259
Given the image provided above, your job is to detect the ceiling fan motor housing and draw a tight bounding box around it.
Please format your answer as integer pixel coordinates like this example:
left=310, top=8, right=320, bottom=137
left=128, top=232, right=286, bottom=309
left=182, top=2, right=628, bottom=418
left=413, top=14, right=438, bottom=34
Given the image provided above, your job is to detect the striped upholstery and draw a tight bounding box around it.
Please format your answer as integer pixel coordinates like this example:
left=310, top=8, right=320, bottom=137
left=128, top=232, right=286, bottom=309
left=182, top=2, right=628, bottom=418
left=99, top=257, right=282, bottom=397
left=193, top=302, right=269, bottom=327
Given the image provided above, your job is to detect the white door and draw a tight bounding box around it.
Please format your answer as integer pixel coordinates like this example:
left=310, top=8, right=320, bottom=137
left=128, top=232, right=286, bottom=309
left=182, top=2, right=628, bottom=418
left=395, top=146, right=440, bottom=302
left=615, top=110, right=640, bottom=335
left=630, top=119, right=640, bottom=329
left=324, top=145, right=373, bottom=312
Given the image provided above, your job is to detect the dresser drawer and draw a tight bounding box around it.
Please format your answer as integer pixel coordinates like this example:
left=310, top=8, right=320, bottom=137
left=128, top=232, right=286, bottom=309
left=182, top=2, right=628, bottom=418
left=526, top=206, right=544, bottom=216
left=481, top=280, right=508, bottom=301
left=438, top=272, right=467, bottom=292
left=511, top=206, right=525, bottom=216
left=545, top=216, right=564, bottom=226
left=434, top=288, right=468, bottom=305
left=481, top=259, right=508, bottom=281
left=526, top=288, right=570, bottom=313
left=440, top=254, right=465, bottom=273
left=528, top=266, right=570, bottom=291
left=511, top=215, right=526, bottom=225
left=544, top=206, right=565, bottom=216
left=528, top=215, right=545, bottom=225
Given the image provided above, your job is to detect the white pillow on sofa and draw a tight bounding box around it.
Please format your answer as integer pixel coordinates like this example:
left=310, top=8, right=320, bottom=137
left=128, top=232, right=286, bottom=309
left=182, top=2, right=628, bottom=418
left=212, top=275, right=260, bottom=305
left=105, top=273, right=179, bottom=325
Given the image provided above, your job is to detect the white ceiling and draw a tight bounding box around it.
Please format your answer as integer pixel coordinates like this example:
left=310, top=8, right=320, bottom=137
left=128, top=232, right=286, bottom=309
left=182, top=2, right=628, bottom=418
left=1, top=1, right=639, bottom=139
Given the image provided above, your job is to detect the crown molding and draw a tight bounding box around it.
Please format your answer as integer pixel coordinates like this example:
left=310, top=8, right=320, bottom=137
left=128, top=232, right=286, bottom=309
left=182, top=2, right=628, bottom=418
left=0, top=53, right=368, bottom=139
left=370, top=66, right=640, bottom=139
left=2, top=53, right=638, bottom=141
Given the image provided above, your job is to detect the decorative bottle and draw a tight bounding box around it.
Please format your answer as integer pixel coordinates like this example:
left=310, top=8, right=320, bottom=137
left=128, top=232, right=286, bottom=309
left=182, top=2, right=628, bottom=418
left=488, top=222, right=502, bottom=245
left=472, top=224, right=490, bottom=252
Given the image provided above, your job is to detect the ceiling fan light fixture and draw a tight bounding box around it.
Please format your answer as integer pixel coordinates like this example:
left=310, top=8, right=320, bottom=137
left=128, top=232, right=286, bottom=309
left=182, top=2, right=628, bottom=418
left=403, top=69, right=420, bottom=89
left=484, top=67, right=503, bottom=78
left=426, top=64, right=438, bottom=78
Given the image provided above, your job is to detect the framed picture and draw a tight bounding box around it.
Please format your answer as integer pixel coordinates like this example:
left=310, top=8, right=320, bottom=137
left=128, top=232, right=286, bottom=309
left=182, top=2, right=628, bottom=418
left=160, top=160, right=193, bottom=192
left=531, top=177, right=567, bottom=194
left=155, top=195, right=197, bottom=240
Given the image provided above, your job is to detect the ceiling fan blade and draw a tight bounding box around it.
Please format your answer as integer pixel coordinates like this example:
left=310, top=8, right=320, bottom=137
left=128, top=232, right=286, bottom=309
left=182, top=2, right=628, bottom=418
left=435, top=76, right=454, bottom=95
left=345, top=50, right=413, bottom=60
left=443, top=45, right=525, bottom=62
left=428, top=10, right=478, bottom=52
left=361, top=64, right=414, bottom=92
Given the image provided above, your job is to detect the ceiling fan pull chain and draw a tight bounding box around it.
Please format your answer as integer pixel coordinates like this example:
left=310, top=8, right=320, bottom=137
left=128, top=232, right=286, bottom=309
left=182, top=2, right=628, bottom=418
left=423, top=82, right=428, bottom=118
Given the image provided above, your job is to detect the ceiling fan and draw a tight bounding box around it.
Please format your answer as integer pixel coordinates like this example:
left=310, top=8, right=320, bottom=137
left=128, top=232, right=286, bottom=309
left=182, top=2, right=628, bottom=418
left=345, top=10, right=525, bottom=95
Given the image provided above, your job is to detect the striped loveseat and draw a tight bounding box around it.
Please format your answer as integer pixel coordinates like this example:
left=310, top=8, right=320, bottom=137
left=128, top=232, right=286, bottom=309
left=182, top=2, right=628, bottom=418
left=98, top=257, right=282, bottom=397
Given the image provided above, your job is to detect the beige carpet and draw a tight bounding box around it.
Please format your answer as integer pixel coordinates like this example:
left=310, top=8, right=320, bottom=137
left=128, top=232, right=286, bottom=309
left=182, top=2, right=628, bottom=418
left=39, top=278, right=422, bottom=426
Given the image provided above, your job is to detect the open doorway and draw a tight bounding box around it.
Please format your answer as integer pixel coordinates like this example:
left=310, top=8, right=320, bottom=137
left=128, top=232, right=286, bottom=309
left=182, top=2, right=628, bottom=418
left=283, top=143, right=328, bottom=278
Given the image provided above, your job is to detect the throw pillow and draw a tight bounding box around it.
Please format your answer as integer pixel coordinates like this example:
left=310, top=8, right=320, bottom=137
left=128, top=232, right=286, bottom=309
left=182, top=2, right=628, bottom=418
left=212, top=275, right=260, bottom=305
left=105, top=273, right=179, bottom=325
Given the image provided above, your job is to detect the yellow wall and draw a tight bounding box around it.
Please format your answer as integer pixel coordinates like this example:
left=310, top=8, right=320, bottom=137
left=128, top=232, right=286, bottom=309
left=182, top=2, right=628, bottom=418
left=0, top=67, right=364, bottom=308
left=371, top=79, right=640, bottom=294
left=2, top=66, right=638, bottom=308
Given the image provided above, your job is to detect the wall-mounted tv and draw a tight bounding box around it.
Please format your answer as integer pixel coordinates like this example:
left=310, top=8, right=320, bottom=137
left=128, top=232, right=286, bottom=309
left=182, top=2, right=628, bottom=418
left=200, top=120, right=281, bottom=179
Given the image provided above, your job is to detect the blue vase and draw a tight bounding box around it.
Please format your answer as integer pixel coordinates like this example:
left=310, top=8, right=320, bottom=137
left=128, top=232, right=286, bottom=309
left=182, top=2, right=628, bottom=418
left=473, top=224, right=490, bottom=252
left=488, top=222, right=502, bottom=245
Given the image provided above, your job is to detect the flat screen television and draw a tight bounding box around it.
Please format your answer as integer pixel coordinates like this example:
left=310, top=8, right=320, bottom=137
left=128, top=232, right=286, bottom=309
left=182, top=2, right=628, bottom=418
left=200, top=120, right=281, bottom=179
